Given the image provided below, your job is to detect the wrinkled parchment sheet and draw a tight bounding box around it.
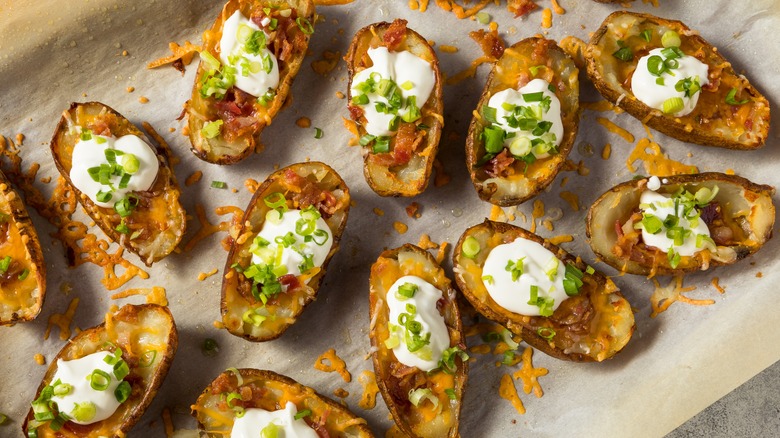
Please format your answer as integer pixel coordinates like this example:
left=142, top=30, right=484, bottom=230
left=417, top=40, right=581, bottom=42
left=1, top=0, right=779, bottom=436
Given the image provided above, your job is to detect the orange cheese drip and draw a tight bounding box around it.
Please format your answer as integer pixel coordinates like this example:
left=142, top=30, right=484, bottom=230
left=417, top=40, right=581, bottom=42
left=183, top=204, right=243, bottom=252
left=559, top=191, right=580, bottom=211
left=110, top=286, right=168, bottom=306
left=44, top=297, right=80, bottom=341
left=393, top=221, right=408, bottom=234
left=314, top=348, right=352, bottom=382
left=711, top=277, right=726, bottom=294
left=548, top=234, right=573, bottom=245
left=627, top=138, right=698, bottom=176
left=597, top=117, right=635, bottom=143
left=512, top=347, right=548, bottom=397
left=530, top=199, right=545, bottom=234
left=541, top=8, right=552, bottom=28
left=358, top=370, right=379, bottom=410
left=185, top=171, right=203, bottom=186
left=650, top=276, right=713, bottom=318
left=602, top=143, right=612, bottom=160
left=499, top=373, right=526, bottom=415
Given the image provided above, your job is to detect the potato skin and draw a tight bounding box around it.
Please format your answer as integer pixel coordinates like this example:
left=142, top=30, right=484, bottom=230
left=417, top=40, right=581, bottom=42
left=222, top=162, right=350, bottom=341
left=193, top=368, right=374, bottom=437
left=23, top=304, right=178, bottom=437
left=585, top=11, right=770, bottom=150
left=0, top=170, right=45, bottom=325
left=466, top=37, right=580, bottom=206
left=453, top=220, right=635, bottom=362
left=50, top=102, right=186, bottom=266
left=186, top=0, right=315, bottom=164
left=586, top=172, right=776, bottom=276
left=345, top=20, right=443, bottom=197
left=369, top=244, right=466, bottom=438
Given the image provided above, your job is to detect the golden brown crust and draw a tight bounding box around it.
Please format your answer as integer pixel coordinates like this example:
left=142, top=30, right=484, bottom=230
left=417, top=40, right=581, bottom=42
left=585, top=11, right=770, bottom=149
left=466, top=37, right=580, bottom=206
left=453, top=220, right=635, bottom=362
left=586, top=172, right=776, bottom=276
left=50, top=101, right=186, bottom=267
left=345, top=20, right=443, bottom=197
left=369, top=244, right=466, bottom=438
left=186, top=0, right=316, bottom=164
left=221, top=162, right=350, bottom=341
left=0, top=169, right=46, bottom=325
left=23, top=303, right=178, bottom=437
left=193, top=368, right=374, bottom=437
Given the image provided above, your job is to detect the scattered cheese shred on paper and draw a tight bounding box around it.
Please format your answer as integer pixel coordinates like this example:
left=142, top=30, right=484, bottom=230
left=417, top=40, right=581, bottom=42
left=358, top=370, right=379, bottom=410
left=314, top=348, right=352, bottom=383
left=650, top=275, right=714, bottom=318
left=513, top=347, right=548, bottom=398
left=499, top=373, right=526, bottom=415
left=627, top=137, right=699, bottom=176
left=44, top=297, right=80, bottom=341
left=111, top=286, right=169, bottom=306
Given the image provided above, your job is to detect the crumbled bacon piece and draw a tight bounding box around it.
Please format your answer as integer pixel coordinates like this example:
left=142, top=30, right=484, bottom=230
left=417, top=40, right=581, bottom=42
left=283, top=169, right=338, bottom=218
left=383, top=19, right=408, bottom=51
left=368, top=123, right=424, bottom=167
left=216, top=88, right=259, bottom=142
left=507, top=0, right=538, bottom=18
left=483, top=149, right=516, bottom=178
left=279, top=273, right=301, bottom=291
left=347, top=104, right=364, bottom=121
left=308, top=408, right=332, bottom=438
left=469, top=29, right=505, bottom=60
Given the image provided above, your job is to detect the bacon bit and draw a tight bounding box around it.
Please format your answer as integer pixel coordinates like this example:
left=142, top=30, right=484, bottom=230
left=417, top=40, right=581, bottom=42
left=469, top=28, right=505, bottom=60
left=507, top=0, right=537, bottom=17
left=417, top=234, right=438, bottom=250
left=314, top=348, right=352, bottom=383
left=342, top=117, right=360, bottom=146
left=34, top=353, right=46, bottom=365
left=244, top=178, right=260, bottom=194
left=711, top=277, right=726, bottom=294
left=162, top=407, right=174, bottom=438
left=435, top=241, right=449, bottom=265
left=627, top=138, right=698, bottom=176
left=499, top=373, right=526, bottom=415
left=358, top=370, right=379, bottom=410
left=147, top=41, right=201, bottom=70
left=198, top=269, right=219, bottom=281
left=513, top=347, right=548, bottom=398
left=383, top=19, right=408, bottom=51
left=541, top=8, right=552, bottom=28
left=484, top=149, right=516, bottom=178
left=548, top=235, right=573, bottom=245
left=368, top=123, right=423, bottom=167
left=311, top=50, right=341, bottom=76
left=559, top=191, right=580, bottom=212
left=406, top=202, right=421, bottom=219
left=183, top=204, right=244, bottom=252
left=432, top=159, right=451, bottom=187
left=372, top=207, right=385, bottom=217
left=111, top=286, right=168, bottom=306
left=393, top=221, right=408, bottom=234
left=597, top=117, right=635, bottom=144
left=185, top=170, right=203, bottom=186
left=333, top=388, right=349, bottom=398
left=650, top=276, right=713, bottom=318
left=44, top=297, right=80, bottom=341
left=602, top=143, right=612, bottom=160
left=296, top=117, right=312, bottom=128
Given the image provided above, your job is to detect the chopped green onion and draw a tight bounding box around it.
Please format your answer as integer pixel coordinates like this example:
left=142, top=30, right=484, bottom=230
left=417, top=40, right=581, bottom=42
left=80, top=129, right=93, bottom=141
left=445, top=388, right=457, bottom=400
left=384, top=332, right=400, bottom=349
left=408, top=388, right=439, bottom=408
left=263, top=192, right=287, bottom=210
left=372, top=136, right=390, bottom=153
left=226, top=367, right=244, bottom=386
left=640, top=29, right=653, bottom=42
left=89, top=369, right=111, bottom=391
left=115, top=380, right=131, bottom=403
left=70, top=401, right=96, bottom=423
left=475, top=11, right=490, bottom=25
left=140, top=350, right=157, bottom=367
left=481, top=275, right=494, bottom=285
left=482, top=125, right=505, bottom=154
left=210, top=180, right=227, bottom=189
left=261, top=423, right=281, bottom=438
left=543, top=257, right=559, bottom=281
left=694, top=185, right=719, bottom=205
left=0, top=256, right=11, bottom=273
left=294, top=409, right=312, bottom=420
left=663, top=97, right=684, bottom=114
left=200, top=50, right=221, bottom=70
left=612, top=40, right=633, bottom=61
left=585, top=266, right=595, bottom=275
left=352, top=94, right=369, bottom=105
left=296, top=17, right=314, bottom=35
left=120, top=153, right=140, bottom=174
left=647, top=55, right=666, bottom=76
left=201, top=120, right=224, bottom=139
left=359, top=134, right=376, bottom=146
left=202, top=338, right=219, bottom=357
left=113, top=359, right=130, bottom=380
left=96, top=190, right=113, bottom=203
left=115, top=222, right=130, bottom=234
left=656, top=77, right=665, bottom=86
left=49, top=412, right=69, bottom=431
left=502, top=351, right=515, bottom=365
left=314, top=127, right=323, bottom=139
left=482, top=105, right=498, bottom=124
left=401, top=80, right=414, bottom=90
left=242, top=309, right=266, bottom=327
left=661, top=30, right=681, bottom=48
left=502, top=329, right=519, bottom=350
left=527, top=285, right=539, bottom=305
left=53, top=382, right=72, bottom=396
left=536, top=326, right=556, bottom=341
left=114, top=194, right=139, bottom=218
left=461, top=236, right=480, bottom=258
left=506, top=258, right=525, bottom=282
left=522, top=92, right=544, bottom=102
left=667, top=246, right=681, bottom=268
left=696, top=234, right=716, bottom=249
left=725, top=88, right=749, bottom=105
left=641, top=214, right=663, bottom=234
left=397, top=282, right=418, bottom=299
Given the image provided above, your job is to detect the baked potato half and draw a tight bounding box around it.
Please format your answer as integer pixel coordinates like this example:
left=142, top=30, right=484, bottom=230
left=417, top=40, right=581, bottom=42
left=0, top=170, right=46, bottom=325
left=23, top=303, right=177, bottom=437
left=453, top=221, right=634, bottom=362
left=50, top=102, right=186, bottom=266
left=186, top=0, right=315, bottom=164
left=585, top=11, right=770, bottom=149
left=345, top=19, right=443, bottom=197
left=466, top=37, right=580, bottom=206
left=222, top=162, right=350, bottom=341
left=369, top=244, right=467, bottom=437
left=192, top=368, right=373, bottom=437
left=587, top=173, right=775, bottom=276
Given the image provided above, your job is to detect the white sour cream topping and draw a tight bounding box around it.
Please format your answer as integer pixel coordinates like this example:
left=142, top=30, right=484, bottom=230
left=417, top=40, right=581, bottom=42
left=487, top=78, right=564, bottom=158
left=350, top=46, right=436, bottom=137
left=482, top=238, right=568, bottom=316
left=639, top=190, right=711, bottom=256
left=385, top=275, right=450, bottom=371
left=631, top=48, right=709, bottom=117
left=231, top=402, right=317, bottom=438
left=220, top=10, right=280, bottom=97
left=49, top=351, right=123, bottom=425
left=70, top=134, right=159, bottom=208
left=251, top=209, right=332, bottom=279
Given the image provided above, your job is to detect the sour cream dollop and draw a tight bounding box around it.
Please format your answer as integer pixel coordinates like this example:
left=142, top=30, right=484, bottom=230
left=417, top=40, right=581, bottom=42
left=70, top=133, right=159, bottom=208
left=49, top=351, right=124, bottom=425
left=385, top=275, right=450, bottom=371
left=638, top=190, right=712, bottom=257
left=482, top=238, right=568, bottom=316
left=486, top=78, right=564, bottom=159
left=219, top=10, right=280, bottom=97
left=231, top=402, right=317, bottom=438
left=631, top=47, right=709, bottom=117
left=350, top=46, right=435, bottom=137
left=251, top=209, right=332, bottom=279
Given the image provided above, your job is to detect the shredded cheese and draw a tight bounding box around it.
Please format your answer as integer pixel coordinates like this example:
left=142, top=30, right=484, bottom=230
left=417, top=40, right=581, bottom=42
left=650, top=276, right=713, bottom=318
left=548, top=235, right=573, bottom=245
left=597, top=117, right=635, bottom=144
left=626, top=138, right=698, bottom=176
left=433, top=159, right=451, bottom=187
left=711, top=277, right=726, bottom=294
left=559, top=191, right=580, bottom=212
left=147, top=41, right=201, bottom=69
left=530, top=199, right=545, bottom=234
left=185, top=171, right=203, bottom=186
left=198, top=269, right=220, bottom=281
left=393, top=221, right=409, bottom=234
left=499, top=373, right=526, bottom=415
left=163, top=407, right=175, bottom=438
left=183, top=204, right=243, bottom=252
left=314, top=348, right=352, bottom=382
left=358, top=370, right=379, bottom=410
left=311, top=50, right=341, bottom=76
left=512, top=347, right=547, bottom=398
left=111, top=286, right=169, bottom=306
left=44, top=297, right=80, bottom=341
left=34, top=353, right=46, bottom=365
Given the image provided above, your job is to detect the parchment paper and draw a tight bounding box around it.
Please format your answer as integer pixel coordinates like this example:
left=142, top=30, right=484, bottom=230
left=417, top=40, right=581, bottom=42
left=1, top=0, right=779, bottom=436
